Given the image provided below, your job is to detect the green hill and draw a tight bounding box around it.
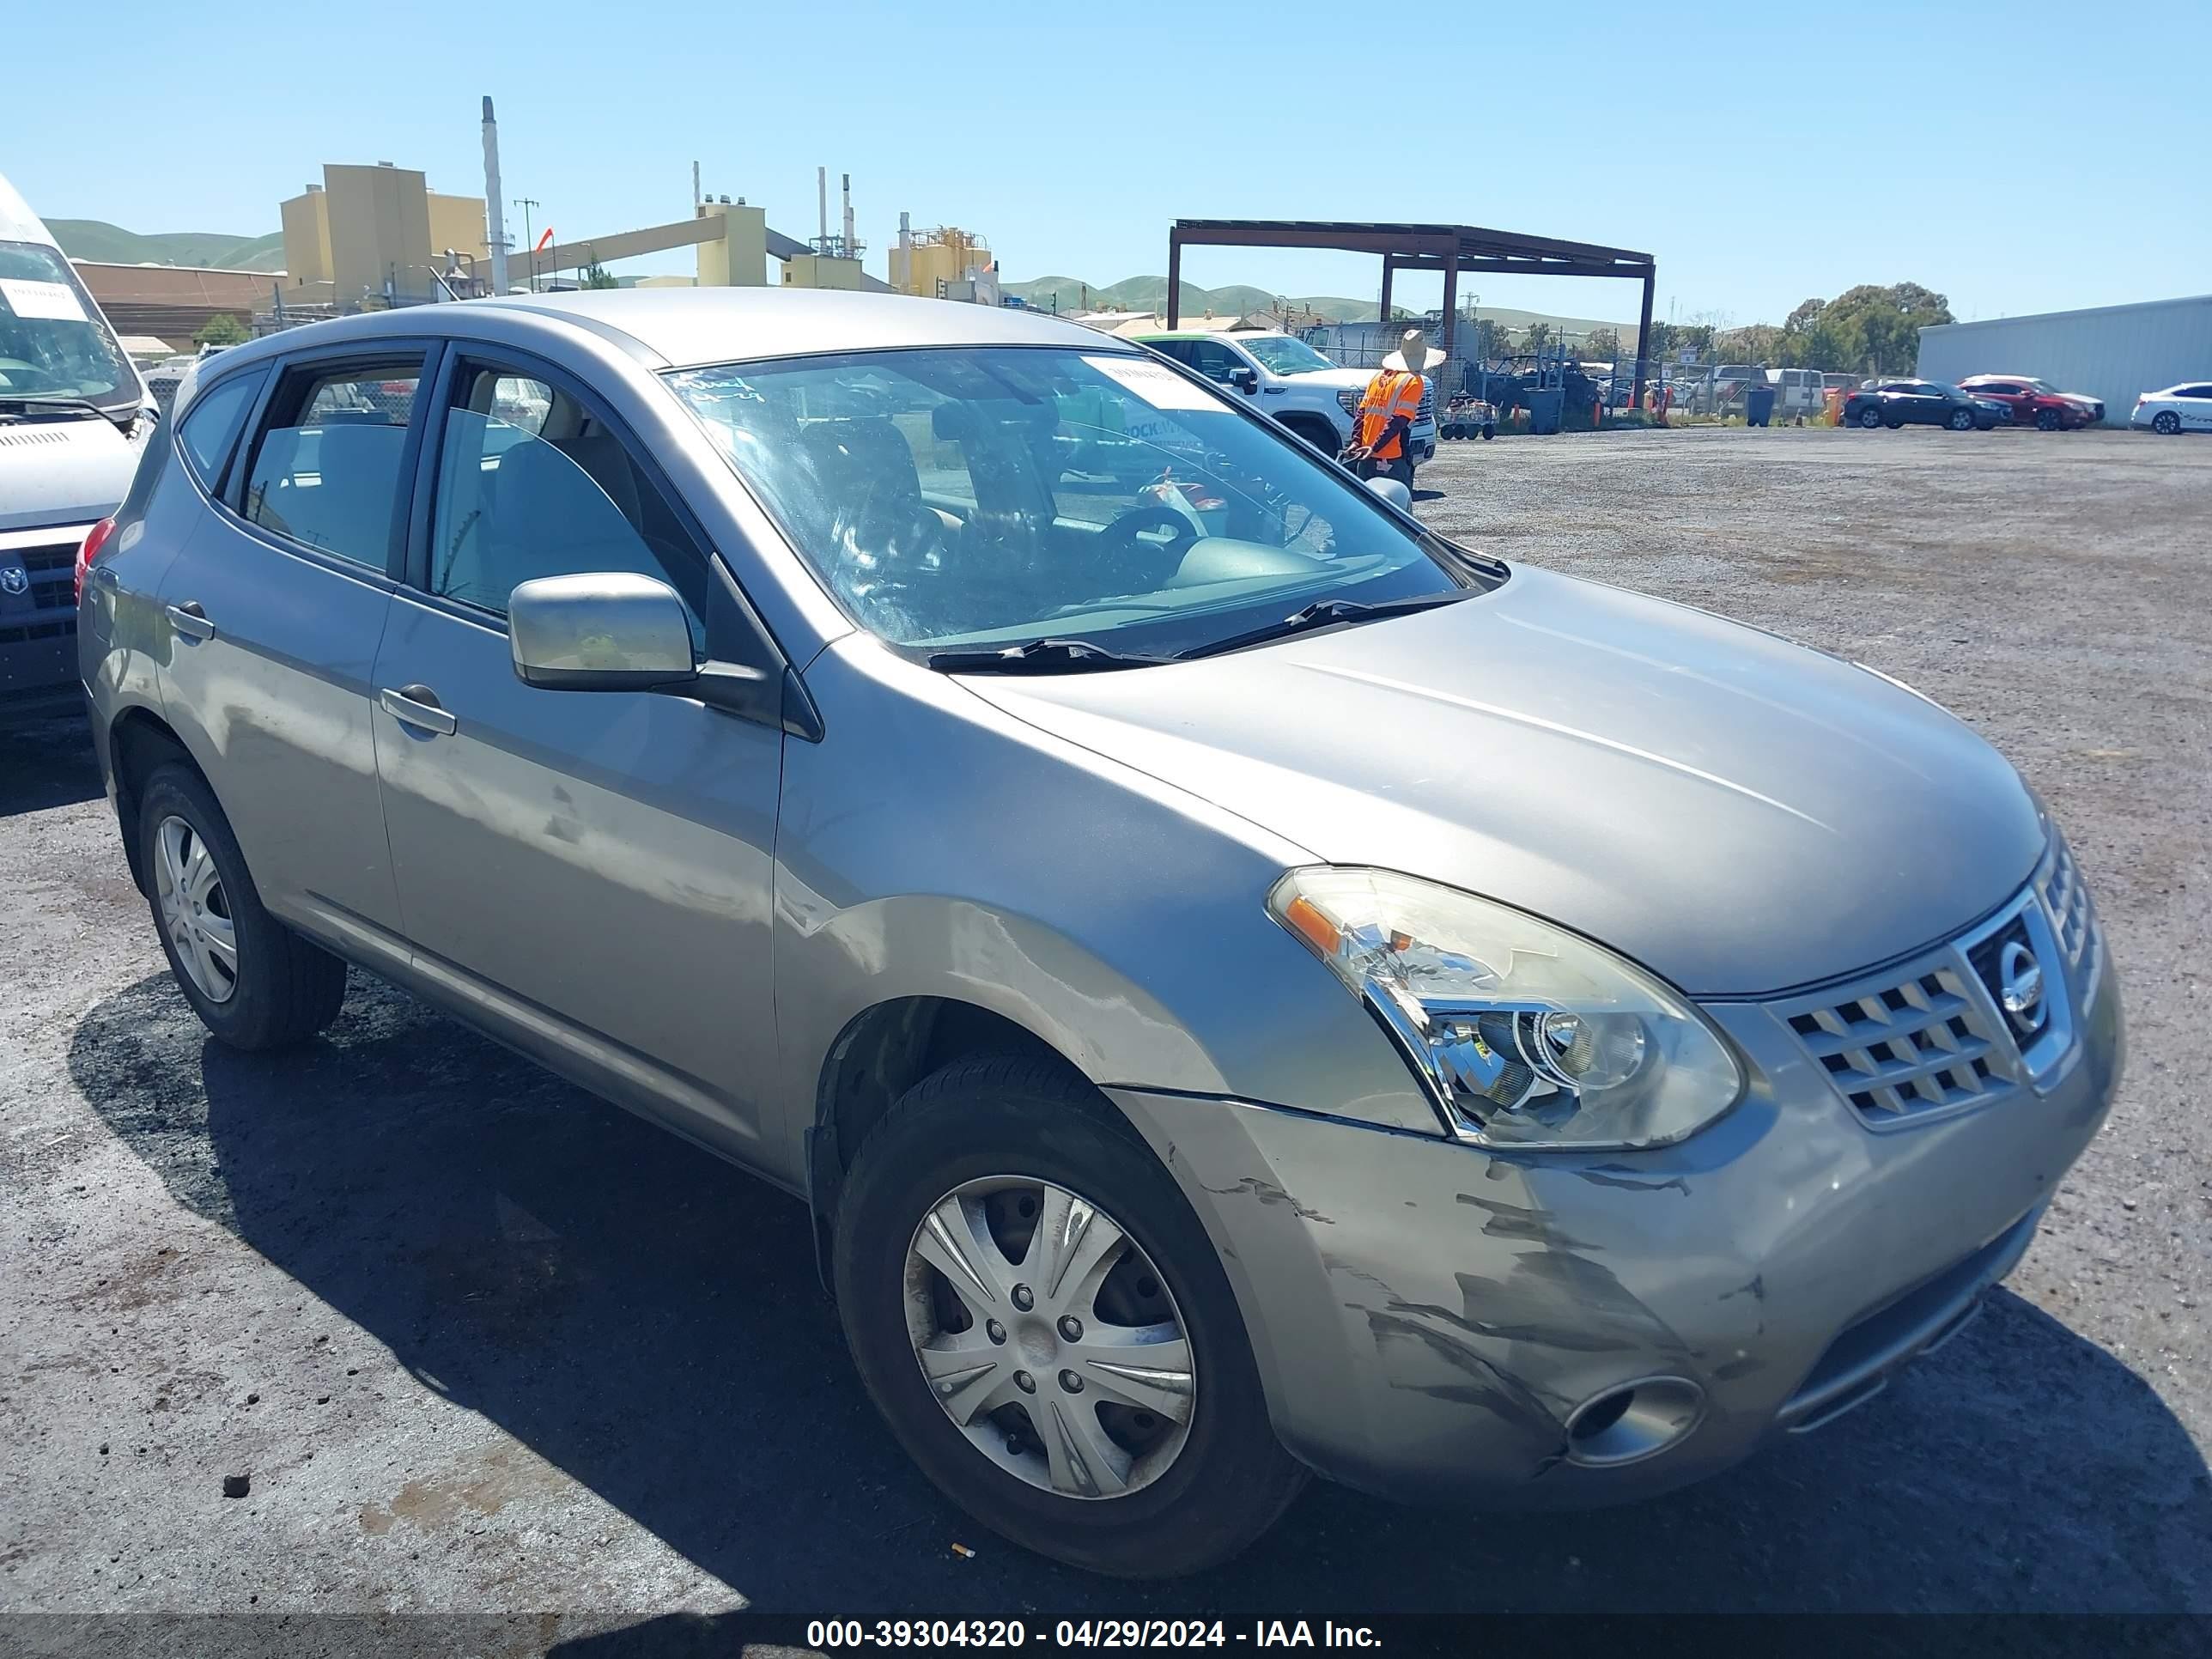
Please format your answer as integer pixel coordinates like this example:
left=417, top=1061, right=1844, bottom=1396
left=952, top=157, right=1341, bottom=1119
left=1005, top=273, right=1628, bottom=337
left=48, top=219, right=287, bottom=273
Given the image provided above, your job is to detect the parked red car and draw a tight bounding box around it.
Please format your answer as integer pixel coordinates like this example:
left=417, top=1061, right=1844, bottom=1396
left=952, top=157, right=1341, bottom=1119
left=1957, top=375, right=2104, bottom=430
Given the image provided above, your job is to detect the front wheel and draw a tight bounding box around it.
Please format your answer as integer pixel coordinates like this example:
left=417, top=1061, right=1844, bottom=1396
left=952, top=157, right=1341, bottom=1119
left=2036, top=408, right=2063, bottom=431
left=1948, top=408, right=1975, bottom=430
left=2154, top=410, right=2180, bottom=435
left=833, top=1056, right=1306, bottom=1577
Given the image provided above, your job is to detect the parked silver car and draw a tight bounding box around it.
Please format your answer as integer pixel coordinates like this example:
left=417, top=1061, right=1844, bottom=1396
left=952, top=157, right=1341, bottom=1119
left=77, top=290, right=2123, bottom=1577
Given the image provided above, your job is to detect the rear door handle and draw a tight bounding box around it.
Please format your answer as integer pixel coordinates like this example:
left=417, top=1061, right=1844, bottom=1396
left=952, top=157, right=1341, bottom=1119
left=379, top=684, right=457, bottom=737
left=166, top=601, right=215, bottom=641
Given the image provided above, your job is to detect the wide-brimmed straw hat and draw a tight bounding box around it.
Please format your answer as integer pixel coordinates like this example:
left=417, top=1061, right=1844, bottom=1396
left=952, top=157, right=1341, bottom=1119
left=1382, top=329, right=1437, bottom=374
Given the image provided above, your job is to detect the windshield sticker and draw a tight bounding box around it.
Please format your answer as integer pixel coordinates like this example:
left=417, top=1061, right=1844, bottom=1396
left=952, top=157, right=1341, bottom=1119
left=0, top=278, right=89, bottom=323
left=1083, top=356, right=1220, bottom=412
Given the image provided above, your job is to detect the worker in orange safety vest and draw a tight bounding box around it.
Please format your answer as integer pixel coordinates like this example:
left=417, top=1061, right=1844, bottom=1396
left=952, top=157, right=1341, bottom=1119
left=1341, top=329, right=1431, bottom=487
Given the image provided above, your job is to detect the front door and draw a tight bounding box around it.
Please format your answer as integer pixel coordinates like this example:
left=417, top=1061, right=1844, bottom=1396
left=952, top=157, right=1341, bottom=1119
left=155, top=351, right=422, bottom=960
left=368, top=351, right=783, bottom=1158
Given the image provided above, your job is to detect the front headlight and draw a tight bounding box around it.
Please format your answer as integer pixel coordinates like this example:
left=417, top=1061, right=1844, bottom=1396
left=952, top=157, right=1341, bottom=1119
left=1269, top=868, right=1744, bottom=1150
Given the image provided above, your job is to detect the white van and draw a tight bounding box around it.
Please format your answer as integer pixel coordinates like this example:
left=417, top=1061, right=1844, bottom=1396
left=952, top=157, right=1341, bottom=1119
left=1765, top=368, right=1825, bottom=416
left=2, top=170, right=152, bottom=715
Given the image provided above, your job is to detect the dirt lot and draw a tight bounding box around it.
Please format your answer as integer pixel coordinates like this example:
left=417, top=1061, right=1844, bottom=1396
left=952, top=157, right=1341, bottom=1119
left=3, top=424, right=2207, bottom=1627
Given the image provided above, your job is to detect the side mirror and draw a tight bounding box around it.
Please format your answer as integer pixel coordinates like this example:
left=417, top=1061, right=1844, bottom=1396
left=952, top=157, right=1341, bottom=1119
left=1229, top=367, right=1259, bottom=395
left=1364, top=476, right=1413, bottom=512
left=509, top=572, right=695, bottom=691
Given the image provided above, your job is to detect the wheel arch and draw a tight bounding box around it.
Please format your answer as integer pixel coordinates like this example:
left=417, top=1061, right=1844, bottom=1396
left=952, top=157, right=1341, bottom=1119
left=106, top=705, right=202, bottom=896
left=808, top=994, right=1134, bottom=1228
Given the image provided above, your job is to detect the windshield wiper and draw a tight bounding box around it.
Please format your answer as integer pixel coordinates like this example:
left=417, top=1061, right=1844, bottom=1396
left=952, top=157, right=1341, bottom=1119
left=1177, top=592, right=1466, bottom=660
left=0, top=395, right=111, bottom=422
left=926, top=636, right=1174, bottom=674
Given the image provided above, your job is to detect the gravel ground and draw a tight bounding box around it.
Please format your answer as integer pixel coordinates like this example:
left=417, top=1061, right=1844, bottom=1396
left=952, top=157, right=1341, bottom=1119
left=2, top=424, right=2207, bottom=1630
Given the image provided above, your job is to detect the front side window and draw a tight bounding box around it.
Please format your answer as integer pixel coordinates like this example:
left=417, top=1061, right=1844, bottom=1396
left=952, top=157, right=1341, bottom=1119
left=1239, top=334, right=1336, bottom=376
left=175, top=371, right=265, bottom=490
left=427, top=362, right=708, bottom=649
left=665, top=345, right=1486, bottom=658
left=0, top=240, right=138, bottom=413
left=241, top=360, right=422, bottom=568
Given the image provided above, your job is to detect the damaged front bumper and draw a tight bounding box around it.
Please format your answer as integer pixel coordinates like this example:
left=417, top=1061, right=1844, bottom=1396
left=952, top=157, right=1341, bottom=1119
left=1109, top=939, right=2122, bottom=1509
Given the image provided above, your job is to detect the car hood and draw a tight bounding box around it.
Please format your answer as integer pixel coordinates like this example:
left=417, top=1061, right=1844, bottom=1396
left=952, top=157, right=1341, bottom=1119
left=0, top=414, right=142, bottom=532
left=960, top=565, right=2045, bottom=996
left=1279, top=366, right=1399, bottom=393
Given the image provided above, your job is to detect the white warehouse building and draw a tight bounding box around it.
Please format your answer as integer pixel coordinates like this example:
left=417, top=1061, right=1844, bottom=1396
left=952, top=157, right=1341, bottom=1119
left=1917, top=294, right=2212, bottom=425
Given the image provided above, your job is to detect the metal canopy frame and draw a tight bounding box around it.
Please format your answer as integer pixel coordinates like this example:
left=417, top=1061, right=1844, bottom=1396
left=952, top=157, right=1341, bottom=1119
left=1166, top=218, right=1659, bottom=404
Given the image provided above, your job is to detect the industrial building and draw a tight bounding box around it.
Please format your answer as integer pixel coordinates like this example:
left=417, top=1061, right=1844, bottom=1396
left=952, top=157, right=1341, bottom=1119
left=890, top=219, right=999, bottom=305
left=280, top=164, right=490, bottom=307
left=1918, top=295, right=2212, bottom=424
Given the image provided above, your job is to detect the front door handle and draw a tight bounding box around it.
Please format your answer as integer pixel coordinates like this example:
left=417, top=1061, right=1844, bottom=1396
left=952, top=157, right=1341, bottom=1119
left=379, top=684, right=457, bottom=737
left=166, top=600, right=215, bottom=641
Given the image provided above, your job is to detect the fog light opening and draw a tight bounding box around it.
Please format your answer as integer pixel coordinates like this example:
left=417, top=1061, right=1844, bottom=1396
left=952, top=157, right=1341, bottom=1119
left=1564, top=1376, right=1705, bottom=1468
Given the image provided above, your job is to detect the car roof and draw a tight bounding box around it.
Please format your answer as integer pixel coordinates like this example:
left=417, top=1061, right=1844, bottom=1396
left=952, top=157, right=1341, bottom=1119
left=204, top=288, right=1138, bottom=376
left=1127, top=329, right=1279, bottom=341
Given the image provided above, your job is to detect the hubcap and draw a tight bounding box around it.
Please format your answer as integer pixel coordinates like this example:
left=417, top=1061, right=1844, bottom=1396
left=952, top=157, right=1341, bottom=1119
left=904, top=1176, right=1195, bottom=1500
left=154, top=816, right=237, bottom=1004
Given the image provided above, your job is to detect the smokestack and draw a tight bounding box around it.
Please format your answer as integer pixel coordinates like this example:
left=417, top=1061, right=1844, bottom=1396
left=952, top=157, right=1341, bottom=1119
left=481, top=96, right=509, bottom=295
left=692, top=160, right=701, bottom=210
left=817, top=166, right=829, bottom=249
left=842, top=173, right=855, bottom=255
left=899, top=210, right=912, bottom=250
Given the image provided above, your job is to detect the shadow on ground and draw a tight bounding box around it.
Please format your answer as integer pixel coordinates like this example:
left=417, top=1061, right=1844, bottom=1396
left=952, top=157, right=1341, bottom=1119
left=1, top=708, right=101, bottom=817
left=70, top=971, right=2212, bottom=1614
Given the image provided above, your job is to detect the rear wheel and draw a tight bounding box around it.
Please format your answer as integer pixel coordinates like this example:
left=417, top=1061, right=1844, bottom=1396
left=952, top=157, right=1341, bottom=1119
left=137, top=764, right=348, bottom=1048
left=1857, top=406, right=1884, bottom=429
left=2154, top=410, right=2181, bottom=435
left=834, top=1056, right=1305, bottom=1577
left=1882, top=412, right=1905, bottom=429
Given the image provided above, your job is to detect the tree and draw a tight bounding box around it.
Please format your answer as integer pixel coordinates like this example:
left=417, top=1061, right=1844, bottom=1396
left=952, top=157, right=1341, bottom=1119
left=1468, top=318, right=1513, bottom=361
left=1818, top=282, right=1954, bottom=375
left=193, top=313, right=247, bottom=349
left=1521, top=321, right=1553, bottom=356
left=1583, top=326, right=1620, bottom=362
left=580, top=262, right=618, bottom=290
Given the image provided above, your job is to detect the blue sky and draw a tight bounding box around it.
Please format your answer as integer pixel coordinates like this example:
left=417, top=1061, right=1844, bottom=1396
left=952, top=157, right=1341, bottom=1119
left=10, top=1, right=2205, bottom=326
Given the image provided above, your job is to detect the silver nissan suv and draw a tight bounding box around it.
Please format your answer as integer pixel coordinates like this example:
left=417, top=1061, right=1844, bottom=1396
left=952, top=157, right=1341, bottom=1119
left=77, top=289, right=2123, bottom=1577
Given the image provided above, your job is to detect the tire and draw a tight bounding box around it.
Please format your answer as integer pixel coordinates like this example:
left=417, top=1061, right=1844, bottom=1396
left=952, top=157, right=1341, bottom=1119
left=136, top=763, right=348, bottom=1049
left=2154, top=411, right=2180, bottom=435
left=2036, top=408, right=2063, bottom=431
left=1857, top=406, right=1884, bottom=429
left=1948, top=408, right=1974, bottom=431
left=1284, top=418, right=1339, bottom=457
left=833, top=1055, right=1307, bottom=1577
left=1480, top=422, right=1496, bottom=441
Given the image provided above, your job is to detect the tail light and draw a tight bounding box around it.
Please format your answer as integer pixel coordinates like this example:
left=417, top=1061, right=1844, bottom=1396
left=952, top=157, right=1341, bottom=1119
left=74, top=516, right=118, bottom=606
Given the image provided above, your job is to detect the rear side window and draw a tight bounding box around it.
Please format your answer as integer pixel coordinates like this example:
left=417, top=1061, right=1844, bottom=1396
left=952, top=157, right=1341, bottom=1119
left=175, top=371, right=265, bottom=490
left=240, top=358, right=423, bottom=568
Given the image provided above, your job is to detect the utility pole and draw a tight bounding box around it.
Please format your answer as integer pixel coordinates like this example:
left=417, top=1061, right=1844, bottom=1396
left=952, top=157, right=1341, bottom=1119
left=514, top=197, right=540, bottom=291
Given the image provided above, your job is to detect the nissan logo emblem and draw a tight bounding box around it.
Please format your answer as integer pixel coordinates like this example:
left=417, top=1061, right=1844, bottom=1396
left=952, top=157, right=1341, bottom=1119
left=1999, top=939, right=2045, bottom=1030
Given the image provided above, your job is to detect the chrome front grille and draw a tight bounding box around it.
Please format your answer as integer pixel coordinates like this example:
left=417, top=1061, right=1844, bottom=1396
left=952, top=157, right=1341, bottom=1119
left=2039, top=835, right=2092, bottom=969
left=1771, top=847, right=2089, bottom=1131
left=1775, top=960, right=2009, bottom=1125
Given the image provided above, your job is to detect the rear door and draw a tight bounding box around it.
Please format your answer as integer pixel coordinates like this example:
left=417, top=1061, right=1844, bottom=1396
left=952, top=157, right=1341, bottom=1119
left=368, top=347, right=783, bottom=1159
left=155, top=346, right=428, bottom=963
left=2181, top=385, right=2212, bottom=429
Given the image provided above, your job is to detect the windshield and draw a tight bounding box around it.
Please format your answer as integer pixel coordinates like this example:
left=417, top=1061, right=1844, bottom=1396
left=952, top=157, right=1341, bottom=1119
left=665, top=346, right=1485, bottom=658
left=0, top=242, right=139, bottom=411
left=2025, top=380, right=2063, bottom=395
left=1239, top=334, right=1337, bottom=376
